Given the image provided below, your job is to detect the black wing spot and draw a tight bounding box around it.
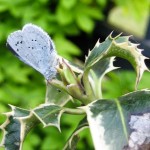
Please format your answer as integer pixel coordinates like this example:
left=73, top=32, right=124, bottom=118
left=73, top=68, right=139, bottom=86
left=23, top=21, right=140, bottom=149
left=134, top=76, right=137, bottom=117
left=17, top=49, right=19, bottom=51
left=32, top=47, right=34, bottom=49
left=20, top=41, right=23, bottom=44
left=28, top=47, right=30, bottom=48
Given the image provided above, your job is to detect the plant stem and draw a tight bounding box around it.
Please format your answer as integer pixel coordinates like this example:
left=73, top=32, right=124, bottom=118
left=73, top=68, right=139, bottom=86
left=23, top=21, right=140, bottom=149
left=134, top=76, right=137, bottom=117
left=96, top=79, right=102, bottom=99
left=48, top=79, right=67, bottom=91
left=82, top=70, right=95, bottom=102
left=64, top=108, right=85, bottom=115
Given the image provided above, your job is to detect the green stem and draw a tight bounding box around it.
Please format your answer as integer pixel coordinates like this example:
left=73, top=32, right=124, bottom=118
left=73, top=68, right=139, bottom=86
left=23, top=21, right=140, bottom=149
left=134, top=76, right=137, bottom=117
left=63, top=108, right=85, bottom=115
left=82, top=70, right=95, bottom=102
left=97, top=79, right=102, bottom=99
left=48, top=79, right=67, bottom=92
left=90, top=70, right=102, bottom=99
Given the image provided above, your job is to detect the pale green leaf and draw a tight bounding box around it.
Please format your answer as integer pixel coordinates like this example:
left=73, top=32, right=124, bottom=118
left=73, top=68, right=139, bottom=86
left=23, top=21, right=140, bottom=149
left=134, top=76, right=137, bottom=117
left=61, top=57, right=83, bottom=74
left=83, top=90, right=150, bottom=150
left=96, top=0, right=107, bottom=7
left=0, top=2, right=8, bottom=12
left=76, top=14, right=94, bottom=33
left=81, top=7, right=104, bottom=20
left=46, top=82, right=71, bottom=106
left=56, top=6, right=74, bottom=25
left=115, top=0, right=150, bottom=20
left=62, top=60, right=78, bottom=84
left=60, top=0, right=77, bottom=9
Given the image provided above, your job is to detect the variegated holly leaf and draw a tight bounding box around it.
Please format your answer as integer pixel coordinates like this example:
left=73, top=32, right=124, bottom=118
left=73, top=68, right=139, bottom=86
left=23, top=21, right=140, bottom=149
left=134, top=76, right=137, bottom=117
left=0, top=105, right=38, bottom=150
left=82, top=90, right=150, bottom=150
left=85, top=34, right=149, bottom=88
left=63, top=117, right=89, bottom=150
left=90, top=57, right=117, bottom=99
left=33, top=103, right=64, bottom=131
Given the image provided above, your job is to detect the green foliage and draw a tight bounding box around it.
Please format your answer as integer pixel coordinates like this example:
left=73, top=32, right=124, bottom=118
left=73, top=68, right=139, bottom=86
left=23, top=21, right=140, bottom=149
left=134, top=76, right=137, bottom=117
left=102, top=71, right=150, bottom=99
left=0, top=0, right=150, bottom=149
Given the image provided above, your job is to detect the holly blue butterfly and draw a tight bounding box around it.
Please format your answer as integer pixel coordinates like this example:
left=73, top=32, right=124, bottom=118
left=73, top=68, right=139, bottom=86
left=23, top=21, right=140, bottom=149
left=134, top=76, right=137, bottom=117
left=7, top=23, right=58, bottom=80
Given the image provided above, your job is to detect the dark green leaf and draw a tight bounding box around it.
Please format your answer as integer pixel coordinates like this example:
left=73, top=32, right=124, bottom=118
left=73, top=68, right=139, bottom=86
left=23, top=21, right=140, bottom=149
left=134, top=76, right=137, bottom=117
left=0, top=106, right=38, bottom=150
left=33, top=104, right=64, bottom=130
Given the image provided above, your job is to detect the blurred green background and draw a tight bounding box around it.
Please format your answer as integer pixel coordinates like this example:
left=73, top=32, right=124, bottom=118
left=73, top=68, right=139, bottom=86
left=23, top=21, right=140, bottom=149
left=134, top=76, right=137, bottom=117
left=0, top=0, right=149, bottom=149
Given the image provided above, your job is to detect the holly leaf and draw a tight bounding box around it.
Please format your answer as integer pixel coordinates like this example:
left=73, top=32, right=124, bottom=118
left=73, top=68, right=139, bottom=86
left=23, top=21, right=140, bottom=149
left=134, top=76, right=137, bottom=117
left=33, top=103, right=64, bottom=131
left=85, top=34, right=149, bottom=88
left=90, top=57, right=117, bottom=98
left=83, top=90, right=150, bottom=150
left=0, top=105, right=38, bottom=150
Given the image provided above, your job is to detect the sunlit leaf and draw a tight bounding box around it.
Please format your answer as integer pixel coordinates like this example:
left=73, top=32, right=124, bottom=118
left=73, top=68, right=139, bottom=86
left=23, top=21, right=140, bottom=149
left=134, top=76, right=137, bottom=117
left=76, top=14, right=94, bottom=33
left=60, top=0, right=77, bottom=9
left=56, top=6, right=74, bottom=25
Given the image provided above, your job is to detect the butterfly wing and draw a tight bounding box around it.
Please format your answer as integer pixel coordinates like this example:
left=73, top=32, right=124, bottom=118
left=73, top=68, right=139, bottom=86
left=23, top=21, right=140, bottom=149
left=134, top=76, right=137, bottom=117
left=7, top=30, right=31, bottom=65
left=7, top=24, right=58, bottom=80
